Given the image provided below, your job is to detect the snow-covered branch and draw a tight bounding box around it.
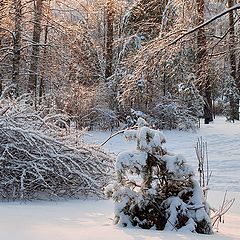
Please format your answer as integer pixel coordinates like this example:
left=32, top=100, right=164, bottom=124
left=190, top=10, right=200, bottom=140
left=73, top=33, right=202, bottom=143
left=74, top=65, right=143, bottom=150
left=167, top=4, right=240, bottom=47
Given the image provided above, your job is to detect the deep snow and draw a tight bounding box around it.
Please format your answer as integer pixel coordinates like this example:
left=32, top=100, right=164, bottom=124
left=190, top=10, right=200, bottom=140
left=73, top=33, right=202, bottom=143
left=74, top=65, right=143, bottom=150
left=0, top=117, right=240, bottom=240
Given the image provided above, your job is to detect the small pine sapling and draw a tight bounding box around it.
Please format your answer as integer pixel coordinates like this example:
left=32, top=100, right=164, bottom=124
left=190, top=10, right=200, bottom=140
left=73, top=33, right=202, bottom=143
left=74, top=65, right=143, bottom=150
left=105, top=118, right=213, bottom=234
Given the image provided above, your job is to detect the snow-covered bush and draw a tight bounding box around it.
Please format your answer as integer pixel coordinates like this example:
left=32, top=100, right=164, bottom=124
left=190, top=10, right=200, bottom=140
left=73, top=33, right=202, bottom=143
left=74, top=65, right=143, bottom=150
left=105, top=118, right=212, bottom=234
left=0, top=95, right=113, bottom=200
left=79, top=107, right=120, bottom=130
left=151, top=97, right=201, bottom=131
left=122, top=80, right=204, bottom=131
left=123, top=102, right=200, bottom=131
left=124, top=109, right=149, bottom=128
left=55, top=82, right=119, bottom=130
left=151, top=82, right=204, bottom=131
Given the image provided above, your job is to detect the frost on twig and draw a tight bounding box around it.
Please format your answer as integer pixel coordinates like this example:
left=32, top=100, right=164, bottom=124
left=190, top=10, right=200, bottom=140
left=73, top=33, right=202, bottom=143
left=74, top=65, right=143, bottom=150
left=0, top=96, right=113, bottom=200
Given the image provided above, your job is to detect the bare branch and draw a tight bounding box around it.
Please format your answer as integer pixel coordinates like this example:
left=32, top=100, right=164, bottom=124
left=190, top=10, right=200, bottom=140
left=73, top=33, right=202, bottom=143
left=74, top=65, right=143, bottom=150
left=167, top=4, right=240, bottom=47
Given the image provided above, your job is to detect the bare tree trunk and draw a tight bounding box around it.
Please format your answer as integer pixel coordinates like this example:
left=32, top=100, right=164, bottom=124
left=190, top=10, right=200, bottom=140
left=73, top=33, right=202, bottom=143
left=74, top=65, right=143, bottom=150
left=12, top=0, right=22, bottom=97
left=228, top=0, right=239, bottom=121
left=105, top=0, right=114, bottom=80
left=0, top=31, right=3, bottom=96
left=237, top=59, right=240, bottom=90
left=38, top=24, right=48, bottom=105
left=196, top=0, right=213, bottom=124
left=28, top=0, right=43, bottom=101
left=0, top=72, right=2, bottom=96
left=39, top=0, right=51, bottom=105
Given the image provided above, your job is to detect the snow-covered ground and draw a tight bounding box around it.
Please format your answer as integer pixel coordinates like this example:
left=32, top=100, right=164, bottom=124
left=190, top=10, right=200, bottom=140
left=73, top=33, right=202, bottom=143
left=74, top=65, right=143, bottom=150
left=0, top=117, right=240, bottom=240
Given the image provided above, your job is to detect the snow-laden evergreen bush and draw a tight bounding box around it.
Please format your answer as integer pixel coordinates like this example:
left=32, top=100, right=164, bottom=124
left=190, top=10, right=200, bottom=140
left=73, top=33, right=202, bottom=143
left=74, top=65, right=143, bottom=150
left=105, top=118, right=212, bottom=234
left=0, top=94, right=113, bottom=200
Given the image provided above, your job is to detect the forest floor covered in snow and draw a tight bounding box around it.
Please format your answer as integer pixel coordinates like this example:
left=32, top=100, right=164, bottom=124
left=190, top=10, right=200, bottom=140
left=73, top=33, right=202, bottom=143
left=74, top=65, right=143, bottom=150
left=0, top=117, right=240, bottom=240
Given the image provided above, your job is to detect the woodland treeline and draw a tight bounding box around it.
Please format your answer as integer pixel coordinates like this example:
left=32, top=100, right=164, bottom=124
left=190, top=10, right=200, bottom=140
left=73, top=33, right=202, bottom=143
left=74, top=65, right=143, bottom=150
left=1, top=0, right=240, bottom=130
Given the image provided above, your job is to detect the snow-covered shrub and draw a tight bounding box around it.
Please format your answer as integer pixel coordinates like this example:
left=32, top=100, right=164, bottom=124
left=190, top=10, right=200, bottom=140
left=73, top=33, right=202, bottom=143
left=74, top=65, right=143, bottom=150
left=79, top=107, right=120, bottom=130
left=151, top=96, right=200, bottom=131
left=55, top=82, right=119, bottom=130
left=0, top=95, right=113, bottom=200
left=123, top=103, right=199, bottom=131
left=105, top=118, right=212, bottom=234
left=122, top=84, right=203, bottom=131
left=150, top=82, right=203, bottom=131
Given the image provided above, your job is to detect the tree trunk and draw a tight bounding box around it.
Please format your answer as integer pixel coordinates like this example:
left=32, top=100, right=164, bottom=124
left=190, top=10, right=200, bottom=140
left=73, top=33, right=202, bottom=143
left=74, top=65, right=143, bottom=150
left=28, top=0, right=43, bottom=100
left=0, top=73, right=2, bottom=97
left=39, top=0, right=51, bottom=105
left=228, top=0, right=239, bottom=120
left=105, top=0, right=114, bottom=80
left=39, top=24, right=48, bottom=105
left=12, top=0, right=22, bottom=97
left=0, top=31, right=3, bottom=96
left=196, top=0, right=213, bottom=124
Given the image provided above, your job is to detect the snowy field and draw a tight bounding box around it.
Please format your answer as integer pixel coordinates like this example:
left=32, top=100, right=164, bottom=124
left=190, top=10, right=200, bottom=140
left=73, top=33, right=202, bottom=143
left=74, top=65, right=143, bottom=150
left=0, top=117, right=240, bottom=240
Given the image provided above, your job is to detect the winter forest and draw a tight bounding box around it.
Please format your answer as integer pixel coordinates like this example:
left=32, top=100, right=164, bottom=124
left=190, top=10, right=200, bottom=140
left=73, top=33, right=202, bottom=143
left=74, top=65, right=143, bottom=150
left=0, top=0, right=240, bottom=240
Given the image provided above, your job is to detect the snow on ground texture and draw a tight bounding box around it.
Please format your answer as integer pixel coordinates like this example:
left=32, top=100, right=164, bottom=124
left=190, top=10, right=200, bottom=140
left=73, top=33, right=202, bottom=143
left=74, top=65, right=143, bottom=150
left=0, top=194, right=239, bottom=240
left=86, top=117, right=240, bottom=192
left=163, top=117, right=240, bottom=192
left=0, top=117, right=240, bottom=240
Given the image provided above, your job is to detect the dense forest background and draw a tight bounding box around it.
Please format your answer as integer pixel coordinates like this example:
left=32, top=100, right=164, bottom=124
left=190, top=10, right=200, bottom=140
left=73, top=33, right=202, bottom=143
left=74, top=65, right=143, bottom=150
left=1, top=0, right=240, bottom=130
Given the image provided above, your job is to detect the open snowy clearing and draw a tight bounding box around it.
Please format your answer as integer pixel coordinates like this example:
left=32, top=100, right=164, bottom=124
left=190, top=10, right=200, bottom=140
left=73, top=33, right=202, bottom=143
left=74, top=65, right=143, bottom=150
left=0, top=117, right=240, bottom=240
left=87, top=117, right=240, bottom=192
